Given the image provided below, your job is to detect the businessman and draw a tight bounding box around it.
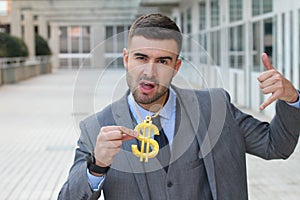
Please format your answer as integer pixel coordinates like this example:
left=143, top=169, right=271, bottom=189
left=59, top=13, right=300, bottom=200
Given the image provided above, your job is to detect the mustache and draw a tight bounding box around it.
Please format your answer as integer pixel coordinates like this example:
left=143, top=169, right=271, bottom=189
left=139, top=75, right=159, bottom=84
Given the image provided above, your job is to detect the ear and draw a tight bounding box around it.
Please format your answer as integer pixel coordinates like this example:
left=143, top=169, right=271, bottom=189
left=123, top=48, right=129, bottom=70
left=172, top=58, right=182, bottom=77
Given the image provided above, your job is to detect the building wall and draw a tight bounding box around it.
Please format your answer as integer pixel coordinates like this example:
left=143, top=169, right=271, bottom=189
left=4, top=0, right=300, bottom=117
left=9, top=0, right=140, bottom=69
left=171, top=0, right=300, bottom=117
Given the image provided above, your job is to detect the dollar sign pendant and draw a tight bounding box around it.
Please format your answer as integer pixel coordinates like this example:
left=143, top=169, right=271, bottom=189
left=131, top=116, right=160, bottom=162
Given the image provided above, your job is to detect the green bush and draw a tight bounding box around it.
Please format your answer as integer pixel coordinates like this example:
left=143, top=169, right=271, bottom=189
left=35, top=34, right=51, bottom=56
left=0, top=32, right=29, bottom=58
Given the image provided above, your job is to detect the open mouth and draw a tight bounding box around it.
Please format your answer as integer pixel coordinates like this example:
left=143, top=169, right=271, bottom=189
left=139, top=81, right=156, bottom=94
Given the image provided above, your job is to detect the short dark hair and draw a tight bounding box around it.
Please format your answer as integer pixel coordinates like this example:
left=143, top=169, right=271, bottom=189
left=128, top=13, right=182, bottom=54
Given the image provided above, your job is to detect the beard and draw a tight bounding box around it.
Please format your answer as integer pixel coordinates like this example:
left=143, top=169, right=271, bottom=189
left=132, top=86, right=168, bottom=105
left=126, top=73, right=170, bottom=105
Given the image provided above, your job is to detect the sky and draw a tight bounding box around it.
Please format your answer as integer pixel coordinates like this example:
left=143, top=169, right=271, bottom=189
left=0, top=1, right=7, bottom=16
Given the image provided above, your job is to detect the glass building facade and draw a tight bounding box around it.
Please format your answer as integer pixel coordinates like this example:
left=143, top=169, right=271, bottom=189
left=2, top=0, right=300, bottom=116
left=171, top=0, right=300, bottom=116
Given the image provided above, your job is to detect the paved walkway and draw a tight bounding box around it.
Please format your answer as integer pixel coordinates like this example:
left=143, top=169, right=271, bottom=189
left=0, top=69, right=299, bottom=200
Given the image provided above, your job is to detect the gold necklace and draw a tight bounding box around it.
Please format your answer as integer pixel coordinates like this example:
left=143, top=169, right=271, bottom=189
left=132, top=93, right=167, bottom=122
left=131, top=93, right=168, bottom=162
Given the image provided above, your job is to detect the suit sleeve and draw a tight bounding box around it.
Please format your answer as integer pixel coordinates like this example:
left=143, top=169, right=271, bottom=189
left=229, top=97, right=300, bottom=159
left=58, top=121, right=102, bottom=200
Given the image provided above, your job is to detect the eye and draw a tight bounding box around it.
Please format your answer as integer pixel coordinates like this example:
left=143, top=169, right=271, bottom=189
left=136, top=56, right=147, bottom=61
left=158, top=59, right=168, bottom=65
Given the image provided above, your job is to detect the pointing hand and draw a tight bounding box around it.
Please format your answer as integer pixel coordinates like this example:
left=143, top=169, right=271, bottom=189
left=257, top=53, right=299, bottom=110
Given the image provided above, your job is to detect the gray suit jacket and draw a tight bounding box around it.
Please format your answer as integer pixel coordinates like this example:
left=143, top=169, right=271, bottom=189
left=58, top=87, right=300, bottom=200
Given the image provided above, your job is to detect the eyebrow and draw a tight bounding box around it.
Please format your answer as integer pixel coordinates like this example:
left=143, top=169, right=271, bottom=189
left=133, top=53, right=148, bottom=58
left=157, top=56, right=173, bottom=61
left=133, top=53, right=173, bottom=61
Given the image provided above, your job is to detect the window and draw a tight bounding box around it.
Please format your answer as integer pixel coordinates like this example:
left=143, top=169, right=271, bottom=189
left=187, top=8, right=192, bottom=34
left=230, top=0, right=243, bottom=22
left=104, top=25, right=129, bottom=68
left=59, top=26, right=91, bottom=54
left=252, top=0, right=273, bottom=16
left=252, top=21, right=261, bottom=71
left=210, top=31, right=221, bottom=65
left=229, top=25, right=245, bottom=69
left=21, top=25, right=24, bottom=40
left=34, top=26, right=38, bottom=34
left=71, top=26, right=80, bottom=53
left=199, top=0, right=206, bottom=30
left=117, top=26, right=125, bottom=52
left=199, top=33, right=207, bottom=64
left=105, top=26, right=114, bottom=53
left=210, top=0, right=220, bottom=27
left=263, top=0, right=272, bottom=14
left=180, top=13, right=184, bottom=33
left=105, top=26, right=113, bottom=39
left=59, top=27, right=68, bottom=53
left=82, top=26, right=90, bottom=53
left=47, top=24, right=51, bottom=39
left=252, top=18, right=273, bottom=72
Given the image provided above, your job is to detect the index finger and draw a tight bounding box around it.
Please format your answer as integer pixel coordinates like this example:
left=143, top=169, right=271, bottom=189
left=261, top=53, right=274, bottom=71
left=260, top=94, right=276, bottom=110
left=119, top=126, right=138, bottom=138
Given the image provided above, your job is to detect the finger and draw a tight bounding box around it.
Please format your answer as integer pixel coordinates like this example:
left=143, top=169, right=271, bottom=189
left=260, top=78, right=276, bottom=90
left=106, top=140, right=123, bottom=148
left=260, top=94, right=276, bottom=110
left=261, top=53, right=274, bottom=71
left=122, top=134, right=136, bottom=141
left=260, top=85, right=277, bottom=95
left=100, top=129, right=123, bottom=141
left=257, top=70, right=274, bottom=83
left=119, top=126, right=138, bottom=137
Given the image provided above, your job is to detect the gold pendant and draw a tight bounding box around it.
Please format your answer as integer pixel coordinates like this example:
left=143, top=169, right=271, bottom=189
left=131, top=116, right=160, bottom=162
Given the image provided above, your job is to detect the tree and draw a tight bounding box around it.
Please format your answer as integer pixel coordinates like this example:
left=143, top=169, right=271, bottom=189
left=35, top=34, right=52, bottom=56
left=0, top=32, right=29, bottom=58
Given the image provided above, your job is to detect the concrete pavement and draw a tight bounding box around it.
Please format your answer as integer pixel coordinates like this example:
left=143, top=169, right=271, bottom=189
left=0, top=69, right=299, bottom=199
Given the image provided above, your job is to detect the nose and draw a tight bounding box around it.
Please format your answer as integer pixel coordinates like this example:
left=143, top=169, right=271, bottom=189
left=143, top=62, right=156, bottom=78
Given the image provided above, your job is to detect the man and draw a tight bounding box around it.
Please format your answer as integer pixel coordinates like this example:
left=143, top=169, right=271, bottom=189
left=59, top=14, right=300, bottom=200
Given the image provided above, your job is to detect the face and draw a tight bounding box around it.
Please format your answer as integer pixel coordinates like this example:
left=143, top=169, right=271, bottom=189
left=123, top=36, right=182, bottom=110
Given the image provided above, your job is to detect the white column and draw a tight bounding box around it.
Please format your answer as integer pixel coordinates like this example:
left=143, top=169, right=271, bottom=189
left=49, top=23, right=60, bottom=69
left=220, top=0, right=229, bottom=90
left=38, top=15, right=48, bottom=40
left=284, top=11, right=291, bottom=80
left=91, top=24, right=105, bottom=68
left=23, top=10, right=35, bottom=59
left=10, top=2, right=21, bottom=38
left=292, top=9, right=299, bottom=88
left=191, top=1, right=199, bottom=68
left=276, top=13, right=283, bottom=74
left=244, top=0, right=252, bottom=108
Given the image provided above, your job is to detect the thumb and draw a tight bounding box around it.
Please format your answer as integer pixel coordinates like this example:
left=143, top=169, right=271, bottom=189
left=261, top=53, right=274, bottom=71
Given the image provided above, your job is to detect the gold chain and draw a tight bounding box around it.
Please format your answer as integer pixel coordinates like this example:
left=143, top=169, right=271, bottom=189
left=131, top=91, right=168, bottom=162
